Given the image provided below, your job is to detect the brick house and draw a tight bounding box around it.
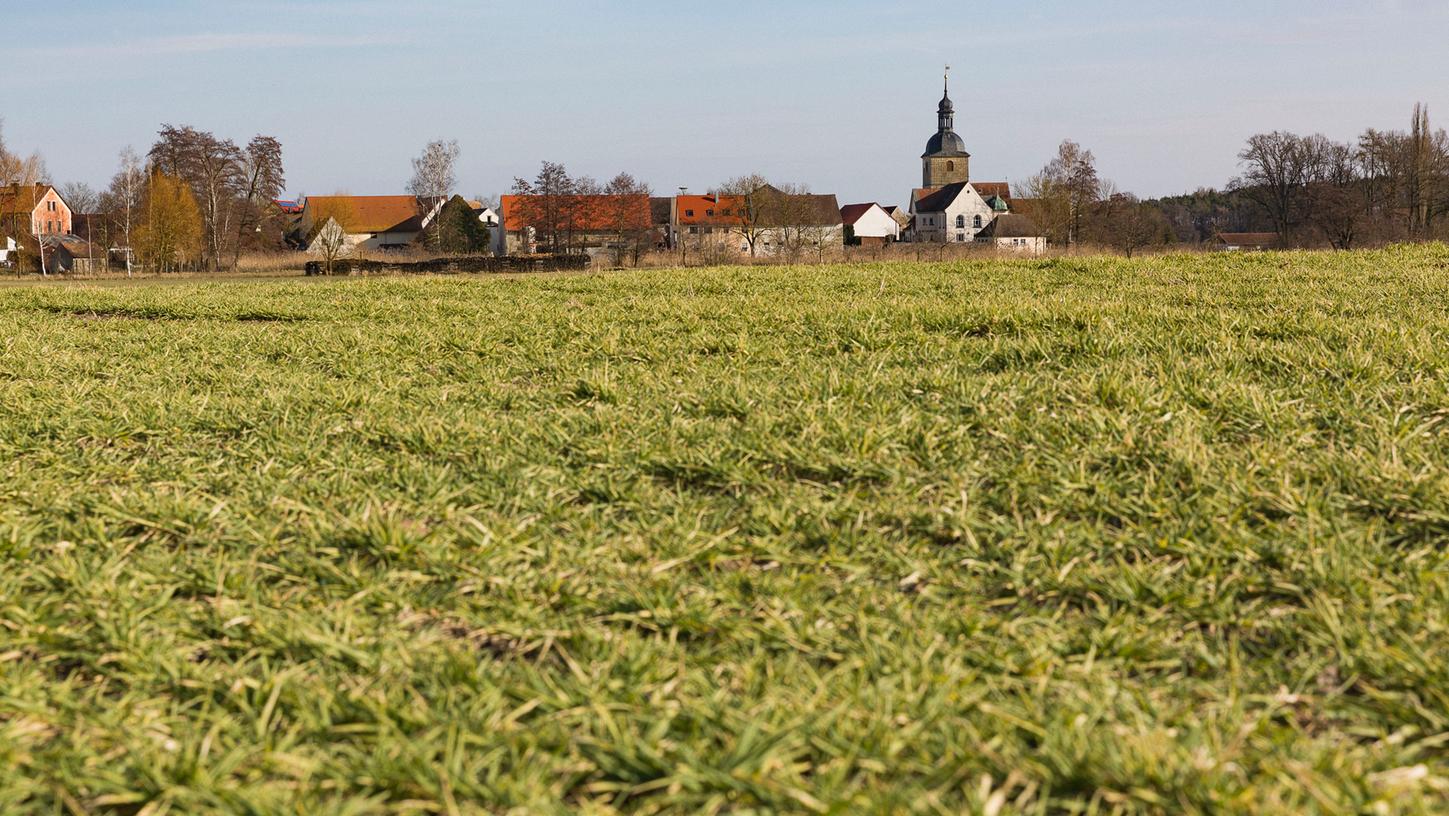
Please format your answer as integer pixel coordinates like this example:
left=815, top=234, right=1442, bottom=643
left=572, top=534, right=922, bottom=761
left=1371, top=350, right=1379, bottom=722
left=0, top=183, right=72, bottom=240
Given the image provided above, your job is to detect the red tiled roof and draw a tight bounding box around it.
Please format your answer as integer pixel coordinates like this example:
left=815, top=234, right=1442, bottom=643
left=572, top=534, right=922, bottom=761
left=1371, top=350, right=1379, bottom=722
left=840, top=203, right=882, bottom=226
left=674, top=194, right=747, bottom=227
left=500, top=194, right=652, bottom=232
left=303, top=195, right=425, bottom=234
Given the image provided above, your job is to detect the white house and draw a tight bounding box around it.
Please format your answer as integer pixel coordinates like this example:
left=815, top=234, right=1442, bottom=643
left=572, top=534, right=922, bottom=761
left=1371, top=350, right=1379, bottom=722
left=974, top=213, right=1045, bottom=254
left=472, top=204, right=506, bottom=256
left=840, top=203, right=900, bottom=245
left=909, top=182, right=1002, bottom=244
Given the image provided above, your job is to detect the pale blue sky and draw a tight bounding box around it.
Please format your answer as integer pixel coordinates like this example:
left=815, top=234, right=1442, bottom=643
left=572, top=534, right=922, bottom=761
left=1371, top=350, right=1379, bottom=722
left=7, top=0, right=1447, bottom=206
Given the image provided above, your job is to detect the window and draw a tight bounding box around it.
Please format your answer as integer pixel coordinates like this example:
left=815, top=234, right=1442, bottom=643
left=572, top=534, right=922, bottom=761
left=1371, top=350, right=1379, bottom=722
left=946, top=161, right=954, bottom=171
left=706, top=209, right=714, bottom=217
left=955, top=215, right=965, bottom=229
left=686, top=210, right=694, bottom=217
left=973, top=215, right=983, bottom=229
left=956, top=232, right=965, bottom=243
left=689, top=226, right=698, bottom=234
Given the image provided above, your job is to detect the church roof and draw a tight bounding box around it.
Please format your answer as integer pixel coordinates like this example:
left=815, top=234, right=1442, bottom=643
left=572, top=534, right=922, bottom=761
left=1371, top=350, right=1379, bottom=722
left=923, top=130, right=968, bottom=158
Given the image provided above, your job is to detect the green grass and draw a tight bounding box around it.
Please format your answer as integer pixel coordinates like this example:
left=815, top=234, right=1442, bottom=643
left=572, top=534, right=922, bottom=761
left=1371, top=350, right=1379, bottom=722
left=2, top=247, right=1448, bottom=814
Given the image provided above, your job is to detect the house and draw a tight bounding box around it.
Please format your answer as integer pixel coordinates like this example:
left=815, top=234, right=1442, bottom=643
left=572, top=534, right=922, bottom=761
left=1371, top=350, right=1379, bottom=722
left=469, top=203, right=506, bottom=255
left=910, top=182, right=1003, bottom=244
left=0, top=235, right=15, bottom=268
left=673, top=193, right=749, bottom=253
left=840, top=203, right=901, bottom=245
left=40, top=234, right=103, bottom=274
left=0, top=183, right=72, bottom=240
left=299, top=195, right=446, bottom=251
left=1213, top=232, right=1279, bottom=252
left=974, top=213, right=1045, bottom=254
left=498, top=194, right=653, bottom=257
left=882, top=205, right=911, bottom=234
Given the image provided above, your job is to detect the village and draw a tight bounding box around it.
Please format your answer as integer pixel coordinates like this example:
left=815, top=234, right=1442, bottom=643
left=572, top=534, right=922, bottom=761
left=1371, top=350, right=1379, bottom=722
left=5, top=64, right=1442, bottom=277
left=1, top=75, right=1126, bottom=276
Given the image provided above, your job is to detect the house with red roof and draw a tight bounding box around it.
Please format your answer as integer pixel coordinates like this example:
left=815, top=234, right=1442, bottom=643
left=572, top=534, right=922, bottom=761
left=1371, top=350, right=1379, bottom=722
left=840, top=203, right=900, bottom=245
left=672, top=186, right=843, bottom=258
left=499, top=194, right=655, bottom=257
left=298, top=195, right=447, bottom=251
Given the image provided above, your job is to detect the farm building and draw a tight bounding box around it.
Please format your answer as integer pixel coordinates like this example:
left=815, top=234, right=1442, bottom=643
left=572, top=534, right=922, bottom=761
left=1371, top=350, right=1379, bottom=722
left=840, top=203, right=901, bottom=245
left=974, top=213, right=1045, bottom=254
left=298, top=195, right=446, bottom=251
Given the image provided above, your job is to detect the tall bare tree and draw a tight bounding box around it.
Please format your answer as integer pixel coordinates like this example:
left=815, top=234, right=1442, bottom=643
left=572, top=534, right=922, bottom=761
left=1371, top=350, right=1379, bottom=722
left=715, top=173, right=771, bottom=256
left=105, top=147, right=144, bottom=276
left=407, top=139, right=460, bottom=204
left=149, top=125, right=246, bottom=272
left=511, top=161, right=576, bottom=253
left=233, top=136, right=286, bottom=266
left=1021, top=141, right=1103, bottom=247
left=1232, top=131, right=1317, bottom=241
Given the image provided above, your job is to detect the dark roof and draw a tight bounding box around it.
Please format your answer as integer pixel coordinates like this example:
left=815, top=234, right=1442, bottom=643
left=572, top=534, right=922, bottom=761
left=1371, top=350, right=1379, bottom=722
left=976, top=213, right=1042, bottom=239
left=750, top=185, right=841, bottom=227
left=839, top=203, right=881, bottom=226
left=924, top=130, right=968, bottom=158
left=913, top=182, right=971, bottom=214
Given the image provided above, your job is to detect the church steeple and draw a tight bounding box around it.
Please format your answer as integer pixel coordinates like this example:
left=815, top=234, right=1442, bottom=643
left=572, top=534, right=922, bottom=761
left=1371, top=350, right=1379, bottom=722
left=922, top=66, right=970, bottom=188
left=938, top=66, right=955, bottom=133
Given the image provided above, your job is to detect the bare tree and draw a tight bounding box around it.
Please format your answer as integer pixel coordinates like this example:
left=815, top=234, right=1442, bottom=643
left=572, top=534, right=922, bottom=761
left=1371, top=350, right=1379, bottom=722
left=511, top=161, right=577, bottom=253
left=59, top=182, right=98, bottom=215
left=715, top=173, right=771, bottom=256
left=602, top=172, right=653, bottom=266
left=408, top=139, right=460, bottom=204
left=149, top=125, right=246, bottom=272
left=1090, top=193, right=1172, bottom=257
left=1232, top=131, right=1318, bottom=241
left=233, top=135, right=286, bottom=266
left=105, top=147, right=144, bottom=276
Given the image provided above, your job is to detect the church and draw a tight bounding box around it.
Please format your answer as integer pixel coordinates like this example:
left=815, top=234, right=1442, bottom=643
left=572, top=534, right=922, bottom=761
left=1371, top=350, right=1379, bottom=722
left=907, top=71, right=1040, bottom=250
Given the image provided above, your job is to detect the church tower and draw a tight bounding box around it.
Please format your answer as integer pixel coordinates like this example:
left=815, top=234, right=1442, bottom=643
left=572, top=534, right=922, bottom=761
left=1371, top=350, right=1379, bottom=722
left=922, top=68, right=970, bottom=188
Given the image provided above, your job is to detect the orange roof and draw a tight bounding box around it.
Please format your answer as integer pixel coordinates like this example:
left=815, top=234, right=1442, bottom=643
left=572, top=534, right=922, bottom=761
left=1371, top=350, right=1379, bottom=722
left=674, top=194, right=747, bottom=227
left=500, top=194, right=651, bottom=232
left=303, top=195, right=426, bottom=233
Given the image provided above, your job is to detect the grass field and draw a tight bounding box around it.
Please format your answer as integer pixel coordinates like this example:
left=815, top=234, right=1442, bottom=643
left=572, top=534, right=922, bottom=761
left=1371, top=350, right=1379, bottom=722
left=2, top=247, right=1448, bottom=814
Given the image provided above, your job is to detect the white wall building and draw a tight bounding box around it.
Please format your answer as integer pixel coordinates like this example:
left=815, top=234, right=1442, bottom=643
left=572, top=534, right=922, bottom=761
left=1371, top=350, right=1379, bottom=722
left=909, top=182, right=1002, bottom=244
left=840, top=203, right=900, bottom=243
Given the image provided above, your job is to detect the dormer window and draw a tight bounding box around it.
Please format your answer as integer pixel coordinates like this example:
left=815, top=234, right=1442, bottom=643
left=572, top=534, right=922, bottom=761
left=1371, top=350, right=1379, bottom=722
left=706, top=209, right=714, bottom=217
left=686, top=210, right=694, bottom=217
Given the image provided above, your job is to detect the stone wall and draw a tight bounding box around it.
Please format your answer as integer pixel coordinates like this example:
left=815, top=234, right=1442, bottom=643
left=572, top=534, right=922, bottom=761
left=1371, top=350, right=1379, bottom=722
left=305, top=254, right=592, bottom=277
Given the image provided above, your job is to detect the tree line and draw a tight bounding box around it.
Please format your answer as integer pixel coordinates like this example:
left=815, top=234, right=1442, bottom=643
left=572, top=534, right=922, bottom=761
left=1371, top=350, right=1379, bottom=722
left=1018, top=102, right=1449, bottom=253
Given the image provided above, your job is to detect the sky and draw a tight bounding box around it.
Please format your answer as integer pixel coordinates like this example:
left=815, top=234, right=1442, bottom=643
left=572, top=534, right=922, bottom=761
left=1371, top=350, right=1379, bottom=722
left=6, top=0, right=1448, bottom=207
